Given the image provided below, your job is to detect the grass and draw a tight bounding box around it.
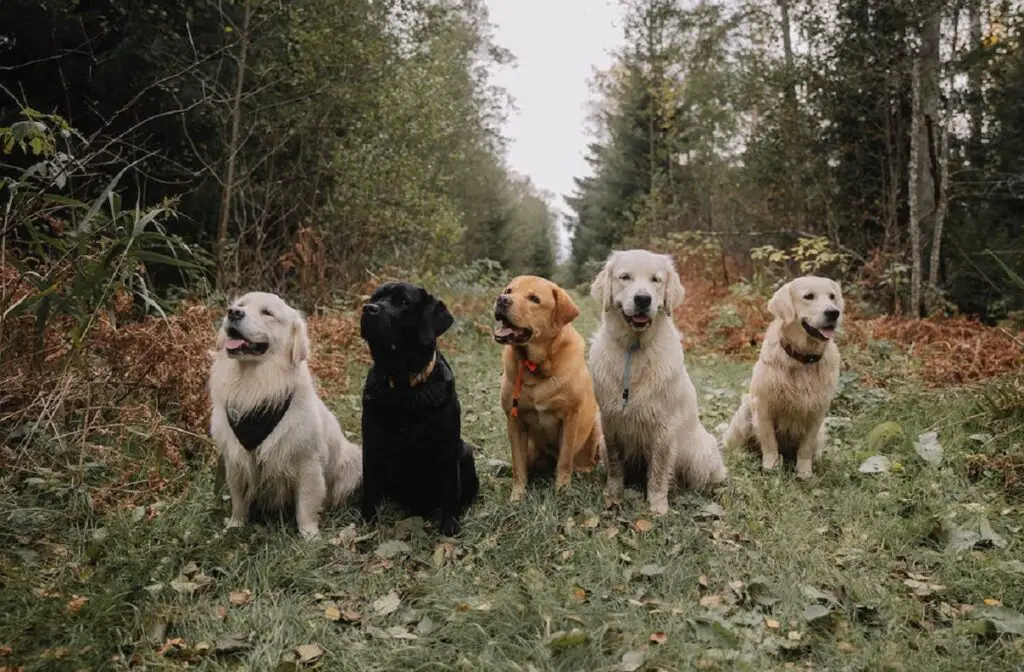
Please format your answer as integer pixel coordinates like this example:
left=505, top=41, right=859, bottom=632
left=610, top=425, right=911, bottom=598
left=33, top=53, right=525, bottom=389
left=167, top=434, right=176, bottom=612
left=2, top=291, right=1024, bottom=671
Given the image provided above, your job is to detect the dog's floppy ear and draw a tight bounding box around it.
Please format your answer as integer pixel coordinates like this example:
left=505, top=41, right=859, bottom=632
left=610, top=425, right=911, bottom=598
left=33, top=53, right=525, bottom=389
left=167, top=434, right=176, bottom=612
left=590, top=252, right=616, bottom=310
left=290, top=316, right=310, bottom=366
left=662, top=255, right=686, bottom=315
left=552, top=285, right=581, bottom=328
left=419, top=294, right=454, bottom=346
left=768, top=282, right=796, bottom=322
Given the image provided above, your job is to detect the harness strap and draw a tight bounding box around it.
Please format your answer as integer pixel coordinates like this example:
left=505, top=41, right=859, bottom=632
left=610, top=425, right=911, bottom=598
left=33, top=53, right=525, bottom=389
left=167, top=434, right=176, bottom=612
left=622, top=339, right=641, bottom=409
left=510, top=358, right=538, bottom=418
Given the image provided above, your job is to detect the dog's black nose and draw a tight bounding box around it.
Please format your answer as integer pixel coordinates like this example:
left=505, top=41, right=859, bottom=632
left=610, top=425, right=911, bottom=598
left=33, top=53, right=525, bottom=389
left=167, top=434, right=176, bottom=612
left=634, top=293, right=652, bottom=310
left=825, top=308, right=840, bottom=321
left=363, top=303, right=380, bottom=315
left=227, top=307, right=244, bottom=322
left=497, top=294, right=512, bottom=307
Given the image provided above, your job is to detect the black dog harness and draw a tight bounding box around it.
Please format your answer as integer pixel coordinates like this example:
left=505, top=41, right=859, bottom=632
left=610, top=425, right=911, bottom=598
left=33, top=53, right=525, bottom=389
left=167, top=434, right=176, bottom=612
left=228, top=392, right=294, bottom=452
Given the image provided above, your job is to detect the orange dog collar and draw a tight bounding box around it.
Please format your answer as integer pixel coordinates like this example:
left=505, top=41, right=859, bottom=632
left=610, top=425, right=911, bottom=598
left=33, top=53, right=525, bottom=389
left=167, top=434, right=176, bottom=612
left=510, top=358, right=538, bottom=418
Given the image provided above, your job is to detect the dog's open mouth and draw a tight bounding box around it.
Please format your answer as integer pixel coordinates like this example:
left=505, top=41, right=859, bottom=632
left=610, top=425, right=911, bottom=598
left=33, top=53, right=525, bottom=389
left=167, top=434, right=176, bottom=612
left=623, top=311, right=652, bottom=330
left=225, top=327, right=269, bottom=356
left=802, top=320, right=836, bottom=341
left=493, top=317, right=532, bottom=345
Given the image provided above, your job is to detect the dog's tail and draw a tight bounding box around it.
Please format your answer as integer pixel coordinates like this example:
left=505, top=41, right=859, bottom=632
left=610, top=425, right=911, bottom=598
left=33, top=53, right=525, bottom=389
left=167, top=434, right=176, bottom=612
left=721, top=394, right=752, bottom=451
left=332, top=436, right=363, bottom=504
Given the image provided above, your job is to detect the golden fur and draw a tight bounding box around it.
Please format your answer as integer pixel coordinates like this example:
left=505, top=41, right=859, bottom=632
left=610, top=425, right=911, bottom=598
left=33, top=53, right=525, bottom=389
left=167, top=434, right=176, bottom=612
left=588, top=250, right=727, bottom=515
left=208, top=291, right=361, bottom=538
left=722, top=276, right=845, bottom=478
left=494, top=276, right=603, bottom=501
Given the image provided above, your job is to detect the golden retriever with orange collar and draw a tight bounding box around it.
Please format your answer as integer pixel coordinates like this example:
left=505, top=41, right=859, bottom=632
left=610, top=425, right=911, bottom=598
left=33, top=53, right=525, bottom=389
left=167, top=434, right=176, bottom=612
left=493, top=276, right=602, bottom=501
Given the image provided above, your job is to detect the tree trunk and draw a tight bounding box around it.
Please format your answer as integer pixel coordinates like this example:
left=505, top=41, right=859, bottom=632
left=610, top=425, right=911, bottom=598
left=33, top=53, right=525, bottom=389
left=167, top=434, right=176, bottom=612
left=909, top=54, right=923, bottom=317
left=909, top=5, right=942, bottom=317
left=215, top=0, right=252, bottom=289
left=929, top=123, right=949, bottom=291
left=968, top=0, right=984, bottom=160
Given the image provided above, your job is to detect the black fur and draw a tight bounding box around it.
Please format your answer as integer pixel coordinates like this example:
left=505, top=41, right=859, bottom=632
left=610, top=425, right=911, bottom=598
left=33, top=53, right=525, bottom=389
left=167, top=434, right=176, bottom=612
left=359, top=282, right=479, bottom=536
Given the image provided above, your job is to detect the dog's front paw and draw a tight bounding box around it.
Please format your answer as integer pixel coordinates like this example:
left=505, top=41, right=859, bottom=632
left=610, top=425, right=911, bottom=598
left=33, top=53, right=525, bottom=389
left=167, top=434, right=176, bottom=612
left=761, top=452, right=780, bottom=471
left=224, top=516, right=245, bottom=529
left=298, top=523, right=321, bottom=539
left=554, top=472, right=572, bottom=492
left=648, top=498, right=669, bottom=516
left=509, top=484, right=525, bottom=502
left=439, top=517, right=461, bottom=537
left=795, top=459, right=814, bottom=479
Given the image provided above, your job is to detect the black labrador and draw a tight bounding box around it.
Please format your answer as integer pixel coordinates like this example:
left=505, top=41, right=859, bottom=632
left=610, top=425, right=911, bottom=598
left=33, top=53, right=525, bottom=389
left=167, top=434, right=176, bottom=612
left=359, top=282, right=479, bottom=536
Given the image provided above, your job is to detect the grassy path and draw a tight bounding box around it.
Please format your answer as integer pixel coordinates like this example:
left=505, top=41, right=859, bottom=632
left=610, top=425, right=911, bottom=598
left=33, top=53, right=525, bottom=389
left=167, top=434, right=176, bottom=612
left=2, top=293, right=1023, bottom=671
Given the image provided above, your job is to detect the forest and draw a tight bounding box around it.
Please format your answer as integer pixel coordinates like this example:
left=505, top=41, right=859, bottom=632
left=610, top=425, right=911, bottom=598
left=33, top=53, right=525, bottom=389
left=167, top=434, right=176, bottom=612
left=569, top=0, right=1024, bottom=322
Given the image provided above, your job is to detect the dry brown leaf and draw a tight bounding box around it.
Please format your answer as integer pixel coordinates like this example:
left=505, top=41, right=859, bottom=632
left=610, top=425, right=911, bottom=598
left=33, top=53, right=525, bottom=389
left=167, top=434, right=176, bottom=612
left=765, top=618, right=781, bottom=629
left=837, top=641, right=856, bottom=653
left=228, top=589, right=251, bottom=607
left=294, top=643, right=324, bottom=664
left=65, top=595, right=88, bottom=615
left=698, top=574, right=709, bottom=588
left=324, top=605, right=342, bottom=622
left=633, top=519, right=654, bottom=533
left=649, top=631, right=668, bottom=645
left=571, top=587, right=588, bottom=603
left=699, top=594, right=724, bottom=608
left=214, top=606, right=228, bottom=621
left=581, top=516, right=600, bottom=529
left=601, top=526, right=620, bottom=539
left=984, top=598, right=1003, bottom=606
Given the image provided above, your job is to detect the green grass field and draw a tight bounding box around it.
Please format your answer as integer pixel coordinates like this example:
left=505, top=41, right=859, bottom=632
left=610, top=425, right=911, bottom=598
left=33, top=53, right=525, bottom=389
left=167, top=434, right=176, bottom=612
left=2, top=292, right=1023, bottom=671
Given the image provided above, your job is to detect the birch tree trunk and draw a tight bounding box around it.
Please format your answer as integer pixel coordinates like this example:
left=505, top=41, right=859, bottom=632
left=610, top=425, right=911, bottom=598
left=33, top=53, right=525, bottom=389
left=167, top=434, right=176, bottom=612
left=909, top=54, right=923, bottom=317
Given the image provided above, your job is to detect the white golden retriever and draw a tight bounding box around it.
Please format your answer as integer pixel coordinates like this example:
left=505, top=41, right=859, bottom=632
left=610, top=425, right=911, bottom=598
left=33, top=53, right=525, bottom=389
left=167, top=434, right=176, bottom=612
left=208, top=291, right=361, bottom=538
left=589, top=250, right=727, bottom=515
left=722, top=276, right=844, bottom=478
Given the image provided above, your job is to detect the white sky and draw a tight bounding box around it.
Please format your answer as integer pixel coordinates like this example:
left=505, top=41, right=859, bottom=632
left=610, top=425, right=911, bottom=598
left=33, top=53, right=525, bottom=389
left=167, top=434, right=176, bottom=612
left=486, top=0, right=625, bottom=260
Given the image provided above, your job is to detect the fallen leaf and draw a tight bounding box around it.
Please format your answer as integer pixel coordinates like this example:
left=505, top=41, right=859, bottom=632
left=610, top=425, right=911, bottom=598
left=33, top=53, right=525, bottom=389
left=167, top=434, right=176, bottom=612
left=65, top=595, right=88, bottom=614
left=984, top=598, right=1003, bottom=607
left=581, top=515, right=600, bottom=529
left=800, top=585, right=839, bottom=604
left=904, top=578, right=945, bottom=597
left=699, top=503, right=726, bottom=519
left=415, top=616, right=436, bottom=636
left=936, top=516, right=1007, bottom=552
left=548, top=628, right=589, bottom=649
left=962, top=605, right=1024, bottom=636
left=633, top=519, right=654, bottom=533
left=372, top=591, right=401, bottom=616
left=914, top=431, right=944, bottom=466
left=214, top=634, right=249, bottom=655
left=700, top=594, right=724, bottom=608
left=294, top=643, right=323, bottom=664
left=765, top=618, right=780, bottom=629
left=858, top=455, right=891, bottom=474
left=214, top=606, right=228, bottom=621
left=649, top=631, right=668, bottom=645
left=386, top=625, right=418, bottom=640
left=698, top=575, right=709, bottom=588
left=228, top=589, right=251, bottom=607
left=621, top=649, right=646, bottom=671
left=639, top=564, right=665, bottom=577
left=374, top=540, right=411, bottom=559
left=602, top=526, right=620, bottom=539
left=324, top=605, right=342, bottom=622
left=800, top=604, right=833, bottom=625
left=571, top=586, right=589, bottom=603
left=786, top=630, right=802, bottom=641
left=746, top=577, right=780, bottom=607
left=837, top=641, right=856, bottom=653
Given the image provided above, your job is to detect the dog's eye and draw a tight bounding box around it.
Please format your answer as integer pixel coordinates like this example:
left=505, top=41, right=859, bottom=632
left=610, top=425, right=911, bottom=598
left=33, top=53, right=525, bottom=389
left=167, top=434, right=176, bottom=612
left=803, top=293, right=815, bottom=300
left=503, top=287, right=512, bottom=295
left=618, top=273, right=632, bottom=281
left=829, top=293, right=836, bottom=300
left=651, top=275, right=662, bottom=283
left=528, top=294, right=541, bottom=304
left=261, top=309, right=273, bottom=318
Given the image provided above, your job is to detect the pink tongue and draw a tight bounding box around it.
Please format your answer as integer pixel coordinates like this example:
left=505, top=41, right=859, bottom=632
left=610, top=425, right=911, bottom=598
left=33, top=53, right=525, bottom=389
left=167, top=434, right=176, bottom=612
left=818, top=328, right=835, bottom=340
left=226, top=338, right=247, bottom=350
left=494, top=326, right=513, bottom=339
left=632, top=315, right=650, bottom=323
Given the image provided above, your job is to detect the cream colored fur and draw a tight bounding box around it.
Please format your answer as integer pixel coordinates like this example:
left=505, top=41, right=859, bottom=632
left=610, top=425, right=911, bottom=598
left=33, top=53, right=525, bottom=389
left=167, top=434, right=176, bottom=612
left=722, top=276, right=845, bottom=478
left=208, top=291, right=361, bottom=538
left=588, top=250, right=727, bottom=516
